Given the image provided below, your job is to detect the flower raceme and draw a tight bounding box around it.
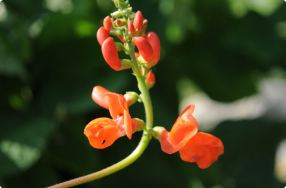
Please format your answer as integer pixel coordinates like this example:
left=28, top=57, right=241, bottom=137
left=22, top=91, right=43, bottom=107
left=49, top=2, right=225, bottom=187
left=84, top=86, right=143, bottom=149
left=81, top=2, right=224, bottom=185
left=154, top=105, right=224, bottom=169
left=96, top=11, right=160, bottom=71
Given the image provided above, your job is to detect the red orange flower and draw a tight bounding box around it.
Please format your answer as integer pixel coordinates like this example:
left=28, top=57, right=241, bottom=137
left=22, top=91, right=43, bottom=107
left=84, top=118, right=122, bottom=149
left=133, top=32, right=160, bottom=67
left=133, top=11, right=144, bottom=32
left=91, top=86, right=135, bottom=139
left=179, top=132, right=224, bottom=169
left=84, top=86, right=143, bottom=149
left=156, top=105, right=224, bottom=169
left=159, top=105, right=198, bottom=154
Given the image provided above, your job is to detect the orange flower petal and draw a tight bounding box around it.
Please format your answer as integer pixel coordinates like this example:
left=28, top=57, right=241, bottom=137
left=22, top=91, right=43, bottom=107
left=106, top=92, right=127, bottom=119
left=169, top=105, right=198, bottom=150
left=124, top=110, right=133, bottom=139
left=160, top=130, right=178, bottom=154
left=147, top=32, right=160, bottom=66
left=84, top=118, right=122, bottom=149
left=179, top=132, right=224, bottom=169
left=91, top=86, right=110, bottom=109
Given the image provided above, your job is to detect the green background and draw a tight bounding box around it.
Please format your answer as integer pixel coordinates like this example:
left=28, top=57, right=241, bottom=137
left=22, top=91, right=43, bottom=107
left=0, top=0, right=286, bottom=187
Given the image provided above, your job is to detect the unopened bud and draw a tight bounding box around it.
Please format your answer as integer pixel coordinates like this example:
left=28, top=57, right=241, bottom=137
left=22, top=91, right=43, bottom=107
left=133, top=11, right=144, bottom=32
left=128, top=20, right=135, bottom=33
left=132, top=118, right=145, bottom=131
left=103, top=16, right=112, bottom=32
left=152, top=126, right=166, bottom=140
left=96, top=27, right=109, bottom=46
left=124, top=91, right=139, bottom=106
left=147, top=32, right=160, bottom=67
left=145, top=71, right=156, bottom=88
left=101, top=37, right=122, bottom=71
left=120, top=59, right=132, bottom=70
left=133, top=36, right=154, bottom=62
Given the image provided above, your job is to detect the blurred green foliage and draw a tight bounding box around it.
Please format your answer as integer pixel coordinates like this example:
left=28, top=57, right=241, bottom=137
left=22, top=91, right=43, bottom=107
left=0, top=0, right=286, bottom=187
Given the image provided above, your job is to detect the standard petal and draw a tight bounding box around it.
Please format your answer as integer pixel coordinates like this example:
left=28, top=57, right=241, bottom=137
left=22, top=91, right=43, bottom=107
left=169, top=105, right=199, bottom=150
left=147, top=32, right=160, bottom=66
left=106, top=92, right=127, bottom=119
left=91, top=86, right=110, bottom=109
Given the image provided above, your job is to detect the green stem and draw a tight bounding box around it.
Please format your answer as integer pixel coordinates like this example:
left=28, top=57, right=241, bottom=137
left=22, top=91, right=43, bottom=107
left=48, top=30, right=154, bottom=188
left=48, top=133, right=150, bottom=188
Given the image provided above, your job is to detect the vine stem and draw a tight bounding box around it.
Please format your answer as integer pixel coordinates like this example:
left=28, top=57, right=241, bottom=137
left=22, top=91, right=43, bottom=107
left=48, top=35, right=154, bottom=188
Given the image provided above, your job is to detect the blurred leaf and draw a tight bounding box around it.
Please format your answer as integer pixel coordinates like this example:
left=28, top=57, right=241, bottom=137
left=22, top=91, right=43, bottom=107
left=4, top=160, right=59, bottom=188
left=214, top=119, right=286, bottom=188
left=0, top=51, right=26, bottom=78
left=46, top=117, right=100, bottom=176
left=0, top=115, right=55, bottom=177
left=228, top=0, right=282, bottom=17
left=5, top=0, right=45, bottom=19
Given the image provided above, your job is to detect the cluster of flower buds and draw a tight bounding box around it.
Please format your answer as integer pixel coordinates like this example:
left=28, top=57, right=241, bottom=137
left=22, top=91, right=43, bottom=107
left=96, top=3, right=160, bottom=88
left=153, top=105, right=224, bottom=169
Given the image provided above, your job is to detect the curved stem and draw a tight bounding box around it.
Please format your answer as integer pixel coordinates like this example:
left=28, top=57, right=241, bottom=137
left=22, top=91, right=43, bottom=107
left=48, top=133, right=150, bottom=188
left=48, top=30, right=154, bottom=188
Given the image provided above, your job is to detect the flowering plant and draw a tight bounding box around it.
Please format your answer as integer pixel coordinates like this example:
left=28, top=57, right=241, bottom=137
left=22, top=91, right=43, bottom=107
left=49, top=0, right=223, bottom=187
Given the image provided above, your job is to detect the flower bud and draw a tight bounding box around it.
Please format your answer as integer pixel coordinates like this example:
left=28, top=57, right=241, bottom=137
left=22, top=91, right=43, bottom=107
left=152, top=126, right=166, bottom=140
left=133, top=36, right=154, bottom=62
left=128, top=20, right=135, bottom=33
left=124, top=91, right=139, bottom=106
left=141, top=19, right=148, bottom=33
left=101, top=37, right=122, bottom=71
left=147, top=32, right=160, bottom=66
left=96, top=26, right=109, bottom=46
left=133, top=11, right=144, bottom=32
left=103, top=16, right=112, bottom=32
left=132, top=118, right=145, bottom=131
left=145, top=71, right=156, bottom=88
